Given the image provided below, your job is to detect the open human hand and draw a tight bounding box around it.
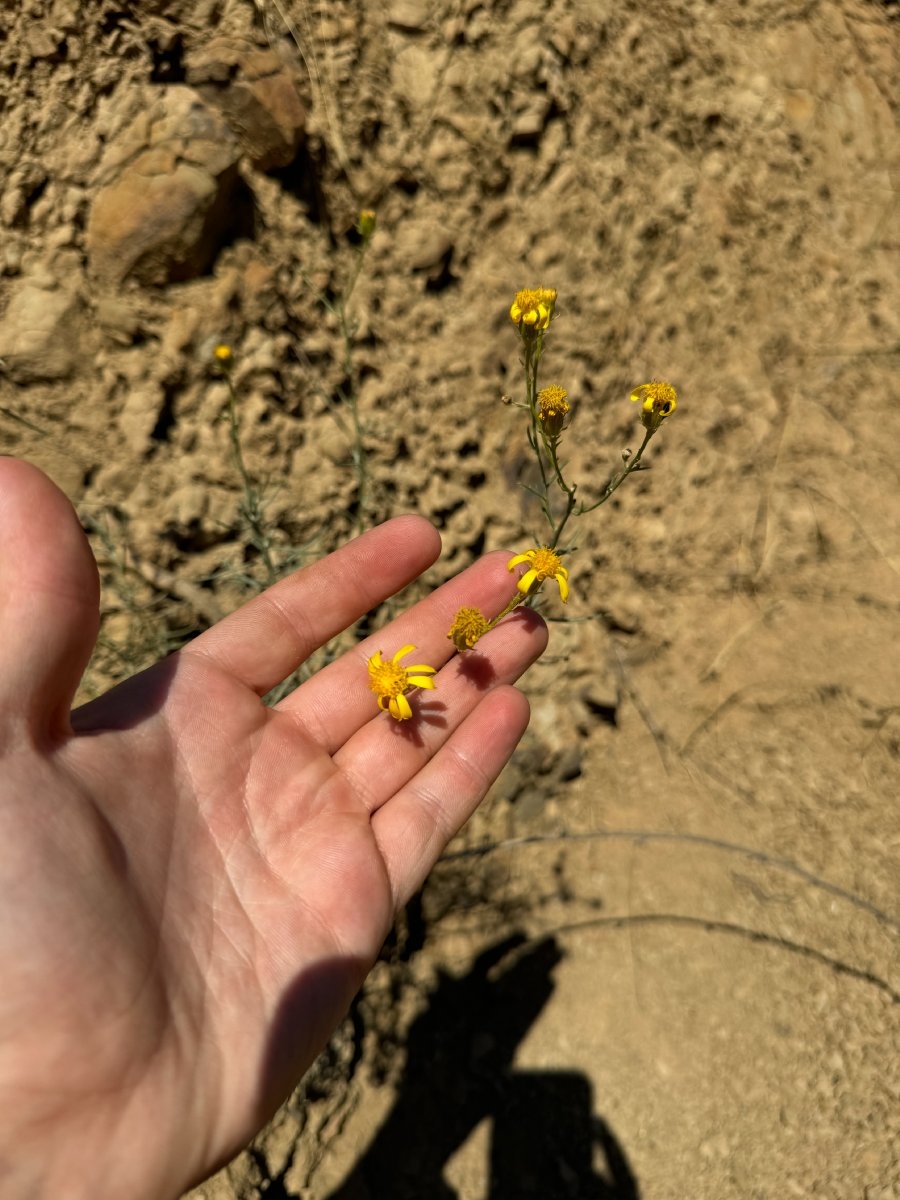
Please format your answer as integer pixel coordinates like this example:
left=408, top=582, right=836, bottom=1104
left=0, top=457, right=546, bottom=1198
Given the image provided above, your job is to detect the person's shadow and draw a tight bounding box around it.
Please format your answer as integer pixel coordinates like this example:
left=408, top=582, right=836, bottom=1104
left=325, top=933, right=639, bottom=1199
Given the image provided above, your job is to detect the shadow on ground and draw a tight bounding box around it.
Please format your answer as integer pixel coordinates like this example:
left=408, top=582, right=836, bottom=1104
left=325, top=934, right=640, bottom=1199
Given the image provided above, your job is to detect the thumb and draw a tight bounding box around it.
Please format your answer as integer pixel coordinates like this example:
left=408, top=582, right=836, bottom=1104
left=0, top=458, right=100, bottom=738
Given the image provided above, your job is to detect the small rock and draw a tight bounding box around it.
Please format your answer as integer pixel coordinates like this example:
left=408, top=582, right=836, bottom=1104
left=240, top=257, right=276, bottom=321
left=510, top=96, right=552, bottom=145
left=388, top=0, right=431, bottom=30
left=27, top=27, right=63, bottom=60
left=1, top=241, right=24, bottom=276
left=0, top=163, right=49, bottom=228
left=186, top=38, right=306, bottom=171
left=557, top=747, right=583, bottom=782
left=0, top=186, right=26, bottom=229
left=163, top=481, right=211, bottom=531
left=580, top=683, right=619, bottom=727
left=86, top=86, right=243, bottom=286
left=0, top=274, right=85, bottom=383
left=95, top=295, right=143, bottom=345
left=118, top=385, right=165, bottom=455
left=392, top=45, right=441, bottom=108
left=318, top=423, right=352, bottom=466
left=46, top=224, right=76, bottom=250
left=393, top=216, right=454, bottom=275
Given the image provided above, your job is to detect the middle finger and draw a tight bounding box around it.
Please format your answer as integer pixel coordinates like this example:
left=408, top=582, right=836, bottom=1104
left=278, top=551, right=544, bottom=757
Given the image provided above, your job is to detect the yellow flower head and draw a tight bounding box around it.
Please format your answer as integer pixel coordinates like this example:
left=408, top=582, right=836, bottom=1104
left=213, top=343, right=234, bottom=370
left=509, top=287, right=557, bottom=334
left=537, top=384, right=569, bottom=436
left=630, top=380, right=677, bottom=431
left=448, top=606, right=491, bottom=652
left=367, top=644, right=437, bottom=721
left=357, top=209, right=377, bottom=240
left=507, top=546, right=570, bottom=604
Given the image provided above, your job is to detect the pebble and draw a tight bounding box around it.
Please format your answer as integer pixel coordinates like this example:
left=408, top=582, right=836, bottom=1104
left=0, top=274, right=84, bottom=382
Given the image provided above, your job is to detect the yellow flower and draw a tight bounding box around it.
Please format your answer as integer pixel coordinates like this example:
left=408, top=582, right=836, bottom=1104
left=537, top=384, right=569, bottom=435
left=213, top=343, right=234, bottom=370
left=509, top=287, right=557, bottom=333
left=507, top=546, right=570, bottom=604
left=448, top=606, right=491, bottom=652
left=367, top=644, right=437, bottom=721
left=357, top=209, right=377, bottom=240
left=630, top=380, right=677, bottom=431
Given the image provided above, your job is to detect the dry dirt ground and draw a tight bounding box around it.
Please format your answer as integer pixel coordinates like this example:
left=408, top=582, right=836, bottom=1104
left=1, top=0, right=899, bottom=1196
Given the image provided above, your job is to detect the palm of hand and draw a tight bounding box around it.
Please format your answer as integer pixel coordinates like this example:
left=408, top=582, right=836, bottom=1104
left=0, top=459, right=544, bottom=1197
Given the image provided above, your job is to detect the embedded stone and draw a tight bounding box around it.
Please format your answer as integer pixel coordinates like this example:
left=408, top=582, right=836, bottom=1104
left=0, top=274, right=84, bottom=383
left=388, top=0, right=431, bottom=31
left=86, top=86, right=243, bottom=286
left=185, top=38, right=306, bottom=171
left=393, top=217, right=454, bottom=275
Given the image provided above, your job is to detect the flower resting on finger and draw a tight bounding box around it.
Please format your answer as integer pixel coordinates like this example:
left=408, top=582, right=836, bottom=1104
left=509, top=287, right=557, bottom=333
left=448, top=606, right=491, bottom=652
left=367, top=644, right=437, bottom=720
left=507, top=546, right=570, bottom=604
left=630, top=380, right=677, bottom=431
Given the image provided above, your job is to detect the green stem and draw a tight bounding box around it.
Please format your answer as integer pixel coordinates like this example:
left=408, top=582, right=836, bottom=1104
left=224, top=374, right=278, bottom=587
left=522, top=336, right=555, bottom=532
left=581, top=427, right=655, bottom=515
left=336, top=243, right=371, bottom=535
left=543, top=434, right=577, bottom=550
left=487, top=587, right=530, bottom=631
left=549, top=487, right=577, bottom=551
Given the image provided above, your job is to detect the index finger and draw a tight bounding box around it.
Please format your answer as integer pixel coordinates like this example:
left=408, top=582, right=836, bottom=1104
left=181, top=515, right=441, bottom=695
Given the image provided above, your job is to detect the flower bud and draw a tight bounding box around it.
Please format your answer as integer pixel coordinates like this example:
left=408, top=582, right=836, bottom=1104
left=537, top=384, right=569, bottom=436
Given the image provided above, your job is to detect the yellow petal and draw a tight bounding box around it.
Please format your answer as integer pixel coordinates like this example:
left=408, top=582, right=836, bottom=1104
left=516, top=567, right=538, bottom=596
left=393, top=644, right=416, bottom=663
left=390, top=692, right=413, bottom=720
left=508, top=551, right=533, bottom=571
left=556, top=572, right=570, bottom=603
left=406, top=663, right=436, bottom=676
left=408, top=675, right=436, bottom=690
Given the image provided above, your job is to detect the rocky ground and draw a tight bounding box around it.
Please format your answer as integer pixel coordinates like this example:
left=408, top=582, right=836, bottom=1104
left=1, top=0, right=898, bottom=1196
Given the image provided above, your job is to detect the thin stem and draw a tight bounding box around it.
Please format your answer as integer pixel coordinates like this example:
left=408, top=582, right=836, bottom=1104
left=522, top=335, right=562, bottom=538
left=581, top=427, right=655, bottom=515
left=524, top=340, right=552, bottom=515
left=543, top=434, right=577, bottom=550
left=488, top=587, right=530, bottom=630
left=224, top=373, right=278, bottom=587
left=549, top=487, right=577, bottom=551
left=335, top=241, right=372, bottom=535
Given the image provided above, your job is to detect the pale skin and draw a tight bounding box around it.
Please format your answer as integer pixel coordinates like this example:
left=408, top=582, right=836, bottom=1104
left=0, top=457, right=547, bottom=1198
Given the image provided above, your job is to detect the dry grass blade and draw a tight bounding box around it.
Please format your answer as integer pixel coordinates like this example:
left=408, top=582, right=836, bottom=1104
left=252, top=0, right=355, bottom=185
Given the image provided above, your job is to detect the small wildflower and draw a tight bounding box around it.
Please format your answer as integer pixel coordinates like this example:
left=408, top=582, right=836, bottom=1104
left=357, top=209, right=377, bottom=240
left=537, top=384, right=569, bottom=436
left=507, top=546, right=570, bottom=604
left=367, top=644, right=436, bottom=721
left=448, top=606, right=491, bottom=652
left=630, top=380, right=677, bottom=431
left=509, top=287, right=557, bottom=334
left=213, top=343, right=234, bottom=371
